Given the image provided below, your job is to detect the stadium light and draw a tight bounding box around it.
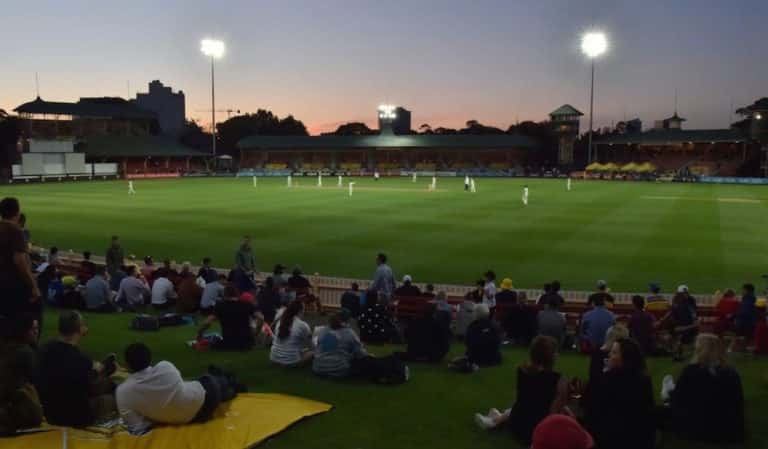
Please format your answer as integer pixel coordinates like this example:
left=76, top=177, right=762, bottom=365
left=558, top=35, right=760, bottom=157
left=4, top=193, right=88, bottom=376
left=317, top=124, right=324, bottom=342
left=201, top=39, right=226, bottom=157
left=581, top=31, right=608, bottom=164
left=756, top=113, right=763, bottom=120
left=378, top=104, right=397, bottom=120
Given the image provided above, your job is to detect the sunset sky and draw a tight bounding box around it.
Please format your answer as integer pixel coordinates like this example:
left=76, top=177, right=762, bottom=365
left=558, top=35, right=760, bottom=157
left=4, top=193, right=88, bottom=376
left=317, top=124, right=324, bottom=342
left=1, top=0, right=766, bottom=135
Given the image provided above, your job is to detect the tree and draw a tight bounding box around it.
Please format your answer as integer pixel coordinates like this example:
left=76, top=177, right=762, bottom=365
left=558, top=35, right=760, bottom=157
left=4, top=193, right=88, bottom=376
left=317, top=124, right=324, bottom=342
left=460, top=119, right=504, bottom=135
left=418, top=123, right=433, bottom=134
left=433, top=127, right=458, bottom=135
left=215, top=109, right=309, bottom=156
left=178, top=119, right=211, bottom=151
left=326, top=122, right=376, bottom=136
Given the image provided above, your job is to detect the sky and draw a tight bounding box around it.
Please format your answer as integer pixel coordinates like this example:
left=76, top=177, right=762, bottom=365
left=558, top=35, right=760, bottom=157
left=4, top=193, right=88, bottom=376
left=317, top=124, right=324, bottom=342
left=1, top=0, right=766, bottom=135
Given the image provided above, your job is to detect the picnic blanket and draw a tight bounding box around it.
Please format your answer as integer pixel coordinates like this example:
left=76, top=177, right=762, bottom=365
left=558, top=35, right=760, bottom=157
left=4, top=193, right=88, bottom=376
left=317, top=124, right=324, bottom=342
left=0, top=393, right=332, bottom=449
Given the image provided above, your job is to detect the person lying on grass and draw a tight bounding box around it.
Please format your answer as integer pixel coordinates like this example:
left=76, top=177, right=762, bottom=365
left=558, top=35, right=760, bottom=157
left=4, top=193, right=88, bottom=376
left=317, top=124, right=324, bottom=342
left=117, top=342, right=244, bottom=435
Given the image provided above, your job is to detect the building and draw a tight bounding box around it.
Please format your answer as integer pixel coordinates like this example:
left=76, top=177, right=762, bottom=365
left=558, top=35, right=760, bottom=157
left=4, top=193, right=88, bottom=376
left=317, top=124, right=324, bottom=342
left=134, top=80, right=186, bottom=136
left=378, top=105, right=411, bottom=135
left=549, top=104, right=583, bottom=165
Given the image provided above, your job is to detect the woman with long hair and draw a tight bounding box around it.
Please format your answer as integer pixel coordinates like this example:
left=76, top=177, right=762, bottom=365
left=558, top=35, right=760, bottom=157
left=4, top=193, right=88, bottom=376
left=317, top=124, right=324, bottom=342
left=270, top=301, right=313, bottom=366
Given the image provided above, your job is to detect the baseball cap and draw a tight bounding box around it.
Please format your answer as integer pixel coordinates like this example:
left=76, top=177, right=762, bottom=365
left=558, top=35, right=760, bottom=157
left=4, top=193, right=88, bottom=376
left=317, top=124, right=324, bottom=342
left=596, top=280, right=607, bottom=290
left=532, top=414, right=594, bottom=449
left=403, top=274, right=412, bottom=283
left=677, top=284, right=689, bottom=293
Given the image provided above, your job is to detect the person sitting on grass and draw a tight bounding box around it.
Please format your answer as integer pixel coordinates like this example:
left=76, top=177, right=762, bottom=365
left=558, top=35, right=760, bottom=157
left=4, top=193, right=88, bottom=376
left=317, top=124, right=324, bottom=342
left=116, top=343, right=242, bottom=435
left=197, top=285, right=258, bottom=351
left=116, top=265, right=151, bottom=310
left=176, top=266, right=202, bottom=314
left=140, top=256, right=156, bottom=286
left=312, top=309, right=369, bottom=378
left=530, top=414, right=595, bottom=449
left=197, top=257, right=218, bottom=284
left=200, top=273, right=227, bottom=315
left=660, top=333, right=744, bottom=444
left=394, top=274, right=421, bottom=297
left=339, top=282, right=361, bottom=318
left=629, top=295, right=656, bottom=356
left=270, top=301, right=314, bottom=366
left=162, top=259, right=181, bottom=287
left=588, top=324, right=629, bottom=381
left=450, top=304, right=502, bottom=370
left=36, top=311, right=118, bottom=427
left=587, top=280, right=614, bottom=307
left=474, top=336, right=562, bottom=445
left=85, top=265, right=119, bottom=313
left=0, top=314, right=43, bottom=434
left=579, top=296, right=615, bottom=353
left=404, top=302, right=451, bottom=363
left=583, top=338, right=656, bottom=449
left=713, top=289, right=739, bottom=335
left=77, top=251, right=96, bottom=285
left=495, top=278, right=518, bottom=307
left=358, top=291, right=398, bottom=344
left=537, top=299, right=566, bottom=346
left=150, top=269, right=177, bottom=310
left=288, top=266, right=323, bottom=313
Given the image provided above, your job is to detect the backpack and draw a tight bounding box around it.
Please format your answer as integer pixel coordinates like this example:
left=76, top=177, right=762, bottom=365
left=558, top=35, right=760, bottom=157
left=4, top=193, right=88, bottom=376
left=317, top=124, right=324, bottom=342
left=131, top=314, right=160, bottom=331
left=359, top=354, right=410, bottom=385
left=158, top=313, right=184, bottom=327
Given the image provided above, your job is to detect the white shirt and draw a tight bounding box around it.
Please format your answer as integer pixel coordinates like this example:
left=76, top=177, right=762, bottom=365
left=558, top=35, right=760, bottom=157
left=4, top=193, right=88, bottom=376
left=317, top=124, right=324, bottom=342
left=465, top=176, right=470, bottom=184
left=151, top=277, right=177, bottom=305
left=116, top=361, right=206, bottom=434
left=483, top=281, right=497, bottom=308
left=270, top=317, right=313, bottom=366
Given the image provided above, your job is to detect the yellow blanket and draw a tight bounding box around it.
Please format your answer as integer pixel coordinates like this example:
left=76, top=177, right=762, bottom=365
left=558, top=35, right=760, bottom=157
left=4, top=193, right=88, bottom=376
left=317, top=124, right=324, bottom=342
left=0, top=394, right=331, bottom=449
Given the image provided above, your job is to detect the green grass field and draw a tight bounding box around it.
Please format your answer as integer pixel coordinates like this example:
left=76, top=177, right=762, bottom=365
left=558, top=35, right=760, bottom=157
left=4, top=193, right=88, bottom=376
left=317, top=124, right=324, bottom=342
left=36, top=309, right=767, bottom=449
left=3, top=177, right=768, bottom=292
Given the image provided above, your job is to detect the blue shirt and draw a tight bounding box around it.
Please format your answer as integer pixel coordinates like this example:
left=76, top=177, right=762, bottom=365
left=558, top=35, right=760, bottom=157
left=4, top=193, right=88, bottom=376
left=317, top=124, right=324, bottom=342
left=581, top=306, right=615, bottom=348
left=85, top=275, right=111, bottom=309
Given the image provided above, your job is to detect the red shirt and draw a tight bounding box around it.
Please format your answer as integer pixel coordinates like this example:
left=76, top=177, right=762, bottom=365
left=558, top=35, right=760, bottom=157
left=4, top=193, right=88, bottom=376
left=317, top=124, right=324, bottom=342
left=716, top=297, right=740, bottom=319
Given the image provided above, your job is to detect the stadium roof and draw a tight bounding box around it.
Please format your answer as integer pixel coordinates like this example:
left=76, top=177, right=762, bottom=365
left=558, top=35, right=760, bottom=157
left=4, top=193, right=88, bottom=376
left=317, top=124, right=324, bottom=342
left=237, top=134, right=538, bottom=151
left=84, top=135, right=209, bottom=157
left=549, top=104, right=584, bottom=117
left=14, top=97, right=156, bottom=120
left=595, top=129, right=748, bottom=145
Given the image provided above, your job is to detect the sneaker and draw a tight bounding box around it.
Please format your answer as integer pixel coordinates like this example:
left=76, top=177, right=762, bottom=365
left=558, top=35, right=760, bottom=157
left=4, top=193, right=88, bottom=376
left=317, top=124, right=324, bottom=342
left=474, top=413, right=495, bottom=430
left=488, top=408, right=502, bottom=420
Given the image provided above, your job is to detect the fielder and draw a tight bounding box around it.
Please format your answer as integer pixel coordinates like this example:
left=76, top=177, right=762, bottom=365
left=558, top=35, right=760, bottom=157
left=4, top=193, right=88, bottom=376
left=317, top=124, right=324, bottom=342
left=464, top=175, right=470, bottom=191
left=338, top=175, right=343, bottom=187
left=522, top=185, right=529, bottom=206
left=567, top=177, right=572, bottom=191
left=412, top=172, right=417, bottom=182
left=429, top=176, right=437, bottom=191
left=253, top=176, right=258, bottom=188
left=287, top=175, right=293, bottom=188
left=317, top=173, right=323, bottom=187
left=128, top=180, right=136, bottom=195
left=470, top=178, right=476, bottom=193
left=348, top=182, right=355, bottom=197
left=374, top=171, right=380, bottom=181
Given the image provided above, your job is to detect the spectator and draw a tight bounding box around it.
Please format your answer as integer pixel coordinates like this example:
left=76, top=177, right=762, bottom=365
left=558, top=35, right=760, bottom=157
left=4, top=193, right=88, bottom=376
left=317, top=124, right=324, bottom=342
left=197, top=257, right=218, bottom=284
left=358, top=291, right=397, bottom=344
left=661, top=292, right=699, bottom=360
left=538, top=281, right=565, bottom=308
left=459, top=304, right=502, bottom=367
left=85, top=266, right=118, bottom=313
left=455, top=299, right=476, bottom=339
left=474, top=336, right=562, bottom=444
left=662, top=334, right=744, bottom=443
left=77, top=251, right=96, bottom=285
left=732, top=283, right=757, bottom=351
left=537, top=300, right=566, bottom=346
left=587, top=280, right=615, bottom=307
left=580, top=296, right=615, bottom=352
left=645, top=283, right=669, bottom=312
left=36, top=263, right=58, bottom=305
left=151, top=271, right=178, bottom=310
left=105, top=235, right=124, bottom=277
left=394, top=274, right=421, bottom=297
left=312, top=309, right=368, bottom=378
left=676, top=284, right=698, bottom=313
left=109, top=265, right=127, bottom=292
left=339, top=283, right=361, bottom=318
left=483, top=270, right=497, bottom=309
left=116, top=343, right=240, bottom=435
left=47, top=246, right=60, bottom=266
left=234, top=236, right=256, bottom=275
left=162, top=259, right=181, bottom=286
left=18, top=213, right=30, bottom=251
left=465, top=280, right=485, bottom=304
left=629, top=295, right=656, bottom=355
left=495, top=278, right=518, bottom=305
left=116, top=265, right=151, bottom=310
left=531, top=414, right=595, bottom=449
left=270, top=301, right=313, bottom=367
left=36, top=311, right=117, bottom=427
left=370, top=253, right=396, bottom=303
left=287, top=266, right=311, bottom=290
left=583, top=338, right=656, bottom=449
left=422, top=283, right=436, bottom=299
left=714, top=289, right=740, bottom=335
left=272, top=264, right=288, bottom=291
left=0, top=197, right=40, bottom=320
left=255, top=276, right=280, bottom=323
left=434, top=290, right=453, bottom=315
left=200, top=273, right=227, bottom=315
left=404, top=303, right=451, bottom=363
left=197, top=285, right=258, bottom=351
left=753, top=299, right=768, bottom=354
left=140, top=256, right=155, bottom=284
left=588, top=324, right=629, bottom=381
left=177, top=268, right=203, bottom=314
left=0, top=314, right=43, bottom=433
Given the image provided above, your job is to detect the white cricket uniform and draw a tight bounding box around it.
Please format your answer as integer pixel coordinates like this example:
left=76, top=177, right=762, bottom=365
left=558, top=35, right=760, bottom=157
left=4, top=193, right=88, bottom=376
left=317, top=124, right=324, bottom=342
left=374, top=172, right=380, bottom=180
left=338, top=175, right=343, bottom=187
left=412, top=172, right=417, bottom=182
left=470, top=179, right=476, bottom=192
left=567, top=178, right=571, bottom=191
left=128, top=181, right=135, bottom=194
left=431, top=176, right=437, bottom=190
left=523, top=187, right=529, bottom=205
left=348, top=182, right=355, bottom=196
left=317, top=174, right=322, bottom=187
left=287, top=175, right=292, bottom=187
left=464, top=175, right=470, bottom=190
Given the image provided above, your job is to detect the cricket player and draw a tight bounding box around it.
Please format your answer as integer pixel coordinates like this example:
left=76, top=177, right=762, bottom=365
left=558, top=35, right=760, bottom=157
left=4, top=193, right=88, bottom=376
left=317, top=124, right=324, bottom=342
left=470, top=178, right=476, bottom=193
left=128, top=180, right=136, bottom=195
left=464, top=175, right=470, bottom=191
left=522, top=185, right=529, bottom=206
left=253, top=176, right=258, bottom=188
left=317, top=173, right=323, bottom=187
left=348, top=182, right=355, bottom=197
left=338, top=175, right=343, bottom=187
left=430, top=176, right=437, bottom=191
left=374, top=171, right=380, bottom=181
left=567, top=177, right=572, bottom=191
left=412, top=172, right=417, bottom=182
left=287, top=175, right=293, bottom=188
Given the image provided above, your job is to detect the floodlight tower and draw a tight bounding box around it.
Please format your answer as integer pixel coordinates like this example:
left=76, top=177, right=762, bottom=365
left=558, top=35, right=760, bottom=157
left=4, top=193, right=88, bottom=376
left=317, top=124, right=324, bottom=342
left=201, top=39, right=225, bottom=156
left=581, top=32, right=608, bottom=164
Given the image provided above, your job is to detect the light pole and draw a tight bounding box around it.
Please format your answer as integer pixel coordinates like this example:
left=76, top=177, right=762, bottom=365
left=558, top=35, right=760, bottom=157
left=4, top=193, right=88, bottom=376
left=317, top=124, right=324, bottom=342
left=581, top=32, right=607, bottom=164
left=201, top=39, right=225, bottom=157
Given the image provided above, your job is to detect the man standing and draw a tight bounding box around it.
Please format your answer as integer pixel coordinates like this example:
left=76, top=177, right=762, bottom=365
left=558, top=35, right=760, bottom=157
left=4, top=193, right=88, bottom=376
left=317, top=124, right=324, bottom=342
left=464, top=175, right=470, bottom=191
left=235, top=236, right=256, bottom=277
left=522, top=185, right=529, bottom=206
left=430, top=176, right=437, bottom=191
left=374, top=171, right=380, bottom=181
left=128, top=180, right=136, bottom=195
left=287, top=175, right=292, bottom=188
left=370, top=253, right=395, bottom=304
left=567, top=177, right=572, bottom=191
left=470, top=178, right=476, bottom=193
left=412, top=172, right=417, bottom=182
left=105, top=235, right=124, bottom=277
left=317, top=173, right=323, bottom=187
left=338, top=175, right=343, bottom=187
left=0, top=197, right=39, bottom=320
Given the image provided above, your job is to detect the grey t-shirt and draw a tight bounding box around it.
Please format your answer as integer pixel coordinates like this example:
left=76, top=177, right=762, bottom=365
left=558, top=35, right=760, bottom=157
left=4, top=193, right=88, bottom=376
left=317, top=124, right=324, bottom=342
left=537, top=309, right=566, bottom=343
left=312, top=327, right=366, bottom=377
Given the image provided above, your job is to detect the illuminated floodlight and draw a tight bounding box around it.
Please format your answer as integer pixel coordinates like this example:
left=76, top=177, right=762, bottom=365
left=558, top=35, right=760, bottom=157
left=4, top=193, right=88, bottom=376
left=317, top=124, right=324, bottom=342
left=201, top=39, right=226, bottom=59
left=581, top=32, right=608, bottom=59
left=756, top=113, right=763, bottom=120
left=378, top=104, right=397, bottom=119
